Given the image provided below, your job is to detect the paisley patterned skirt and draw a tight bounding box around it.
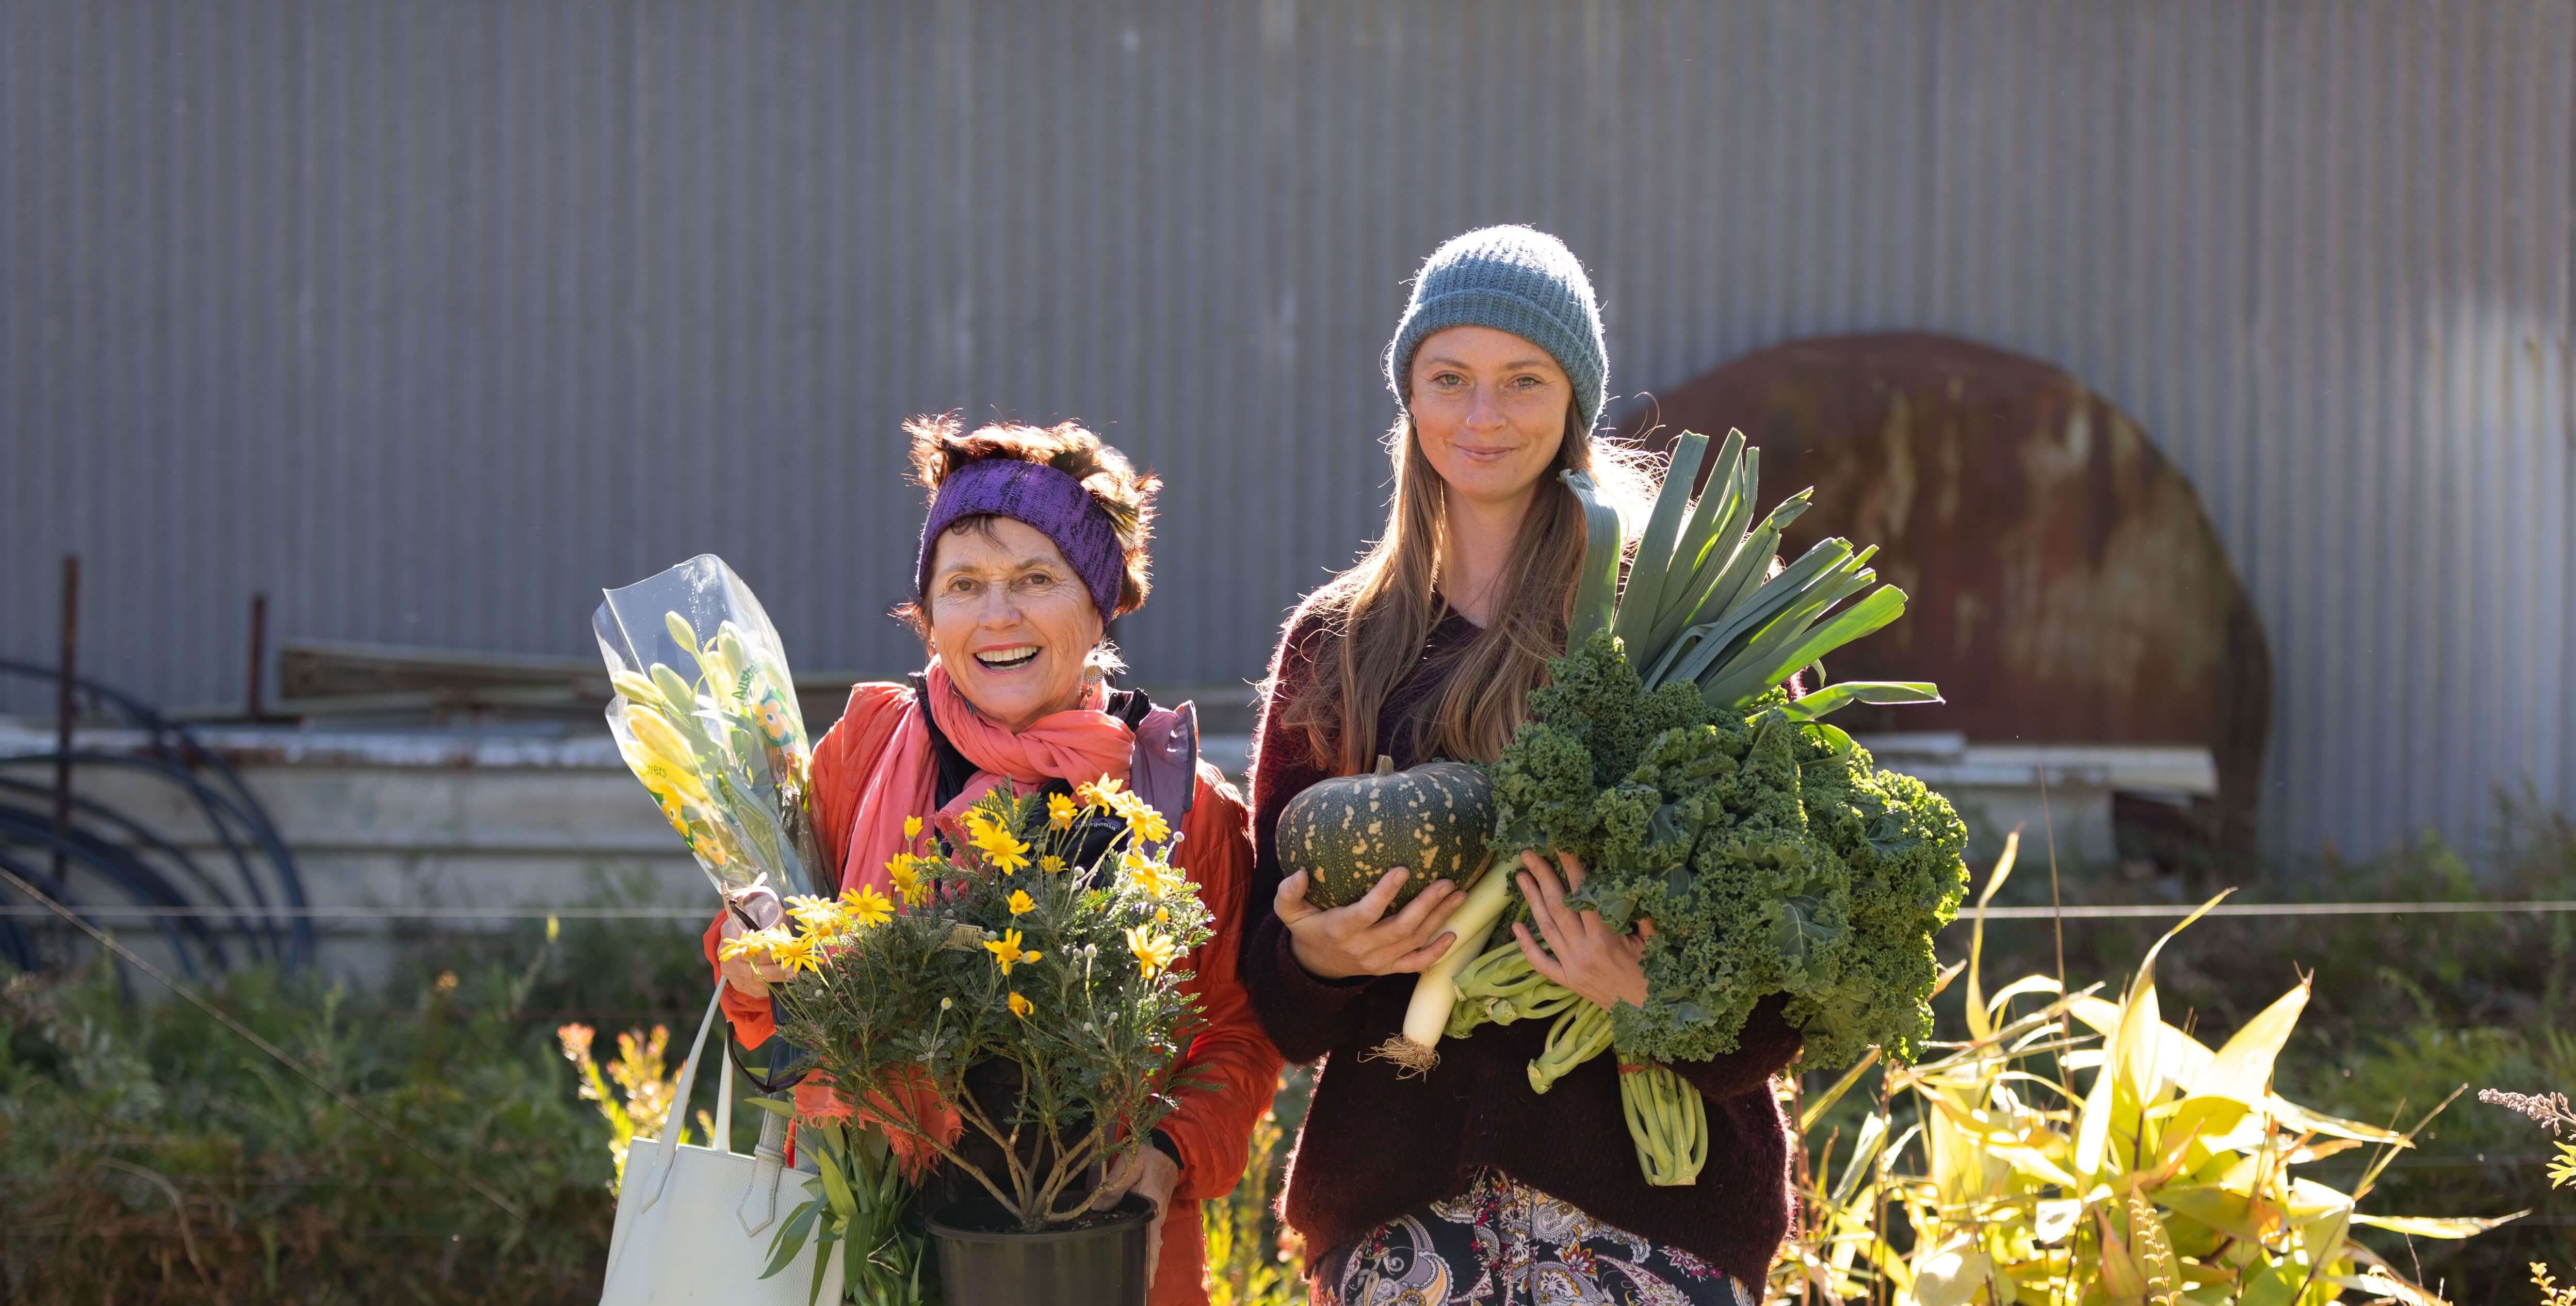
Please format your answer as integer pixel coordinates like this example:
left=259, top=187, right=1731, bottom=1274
left=1309, top=1170, right=1755, bottom=1306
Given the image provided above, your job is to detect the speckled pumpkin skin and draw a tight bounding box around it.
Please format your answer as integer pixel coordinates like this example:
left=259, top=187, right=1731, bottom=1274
left=1278, top=757, right=1496, bottom=909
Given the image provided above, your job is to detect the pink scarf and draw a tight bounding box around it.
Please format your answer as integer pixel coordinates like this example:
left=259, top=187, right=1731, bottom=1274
left=837, top=663, right=1134, bottom=895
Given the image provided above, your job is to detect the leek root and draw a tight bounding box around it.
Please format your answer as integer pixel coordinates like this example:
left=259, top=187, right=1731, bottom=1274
left=1363, top=860, right=1515, bottom=1076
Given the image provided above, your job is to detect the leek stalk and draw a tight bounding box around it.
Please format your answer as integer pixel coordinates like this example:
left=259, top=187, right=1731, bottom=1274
left=1364, top=859, right=1516, bottom=1076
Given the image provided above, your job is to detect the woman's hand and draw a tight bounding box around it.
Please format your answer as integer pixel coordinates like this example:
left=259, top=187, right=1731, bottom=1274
left=1092, top=1146, right=1181, bottom=1287
left=1511, top=850, right=1652, bottom=1013
left=717, top=889, right=787, bottom=999
left=1274, top=867, right=1466, bottom=981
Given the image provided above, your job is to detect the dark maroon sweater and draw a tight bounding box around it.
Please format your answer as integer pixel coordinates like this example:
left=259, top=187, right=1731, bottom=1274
left=1239, top=609, right=1804, bottom=1286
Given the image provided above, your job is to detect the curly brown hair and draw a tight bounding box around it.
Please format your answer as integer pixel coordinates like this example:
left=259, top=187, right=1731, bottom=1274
left=902, top=413, right=1160, bottom=618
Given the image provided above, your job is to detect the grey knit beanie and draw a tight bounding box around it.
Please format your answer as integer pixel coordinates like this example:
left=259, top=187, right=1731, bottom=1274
left=1384, top=225, right=1608, bottom=433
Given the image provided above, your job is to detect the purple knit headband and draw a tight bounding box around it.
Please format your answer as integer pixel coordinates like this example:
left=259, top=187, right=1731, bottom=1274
left=916, top=458, right=1126, bottom=621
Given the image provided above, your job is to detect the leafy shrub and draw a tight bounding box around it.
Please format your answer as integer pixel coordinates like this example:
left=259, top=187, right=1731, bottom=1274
left=1775, top=840, right=2509, bottom=1305
left=0, top=903, right=1322, bottom=1304
left=556, top=1020, right=707, bottom=1189
left=1852, top=796, right=2576, bottom=1302
left=0, top=931, right=627, bottom=1304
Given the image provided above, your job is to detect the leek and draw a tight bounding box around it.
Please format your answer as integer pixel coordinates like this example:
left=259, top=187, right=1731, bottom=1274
left=1362, top=858, right=1516, bottom=1076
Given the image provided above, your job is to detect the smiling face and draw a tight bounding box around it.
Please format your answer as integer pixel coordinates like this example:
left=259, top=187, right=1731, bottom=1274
left=924, top=516, right=1106, bottom=732
left=1406, top=324, right=1574, bottom=514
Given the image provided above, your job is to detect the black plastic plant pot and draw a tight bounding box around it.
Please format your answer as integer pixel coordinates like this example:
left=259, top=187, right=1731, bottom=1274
left=927, top=1194, right=1154, bottom=1306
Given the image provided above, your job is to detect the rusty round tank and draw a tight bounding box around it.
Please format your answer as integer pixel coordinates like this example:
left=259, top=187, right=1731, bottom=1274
left=1622, top=332, right=2273, bottom=850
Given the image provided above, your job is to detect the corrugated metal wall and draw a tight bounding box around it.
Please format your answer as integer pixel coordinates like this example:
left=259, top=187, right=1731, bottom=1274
left=5, top=0, right=2570, bottom=857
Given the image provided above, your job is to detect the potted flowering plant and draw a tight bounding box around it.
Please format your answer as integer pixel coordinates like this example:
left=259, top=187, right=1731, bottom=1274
left=720, top=779, right=1213, bottom=1306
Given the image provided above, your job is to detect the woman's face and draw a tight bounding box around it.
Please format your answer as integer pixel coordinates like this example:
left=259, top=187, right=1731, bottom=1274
left=1406, top=325, right=1573, bottom=513
left=925, top=516, right=1105, bottom=732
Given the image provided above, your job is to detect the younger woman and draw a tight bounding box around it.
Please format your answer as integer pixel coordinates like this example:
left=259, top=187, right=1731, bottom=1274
left=1241, top=227, right=1801, bottom=1305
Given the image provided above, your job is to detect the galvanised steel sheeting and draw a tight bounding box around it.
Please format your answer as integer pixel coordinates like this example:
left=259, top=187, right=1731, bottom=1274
left=3, top=0, right=2568, bottom=858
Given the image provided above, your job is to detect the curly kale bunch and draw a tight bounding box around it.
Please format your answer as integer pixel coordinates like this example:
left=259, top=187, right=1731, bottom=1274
left=1489, top=629, right=1708, bottom=864
left=1790, top=734, right=1971, bottom=1065
left=1484, top=629, right=1969, bottom=1070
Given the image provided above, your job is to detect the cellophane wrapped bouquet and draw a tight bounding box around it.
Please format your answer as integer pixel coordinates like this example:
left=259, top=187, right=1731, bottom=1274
left=721, top=781, right=1212, bottom=1237
left=593, top=554, right=826, bottom=907
left=598, top=556, right=941, bottom=1304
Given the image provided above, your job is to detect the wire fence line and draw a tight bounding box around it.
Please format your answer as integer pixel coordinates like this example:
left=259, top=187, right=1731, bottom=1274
left=0, top=905, right=716, bottom=920
left=7, top=900, right=2575, bottom=922
left=1966, top=899, right=2576, bottom=920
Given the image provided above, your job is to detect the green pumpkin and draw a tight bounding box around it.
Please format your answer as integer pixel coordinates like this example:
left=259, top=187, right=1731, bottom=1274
left=1278, top=756, right=1496, bottom=909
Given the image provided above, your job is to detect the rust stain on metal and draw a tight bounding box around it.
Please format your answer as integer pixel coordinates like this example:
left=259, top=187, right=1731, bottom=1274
left=1626, top=333, right=2273, bottom=842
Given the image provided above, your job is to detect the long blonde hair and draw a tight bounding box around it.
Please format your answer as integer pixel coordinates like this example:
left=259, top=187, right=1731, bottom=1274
left=1278, top=407, right=1657, bottom=775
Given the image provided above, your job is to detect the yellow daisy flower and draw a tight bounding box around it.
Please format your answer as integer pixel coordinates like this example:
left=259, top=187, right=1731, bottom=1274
left=1075, top=776, right=1128, bottom=810
left=1124, top=804, right=1172, bottom=846
left=989, top=841, right=1033, bottom=876
left=903, top=814, right=925, bottom=843
left=985, top=927, right=1042, bottom=976
left=886, top=855, right=931, bottom=906
left=1040, top=854, right=1068, bottom=875
left=1008, top=991, right=1033, bottom=1020
left=1007, top=889, right=1036, bottom=916
left=783, top=894, right=848, bottom=935
left=715, top=926, right=791, bottom=962
left=1125, top=854, right=1187, bottom=900
left=783, top=901, right=845, bottom=942
left=1047, top=792, right=1077, bottom=831
left=969, top=821, right=1032, bottom=875
left=768, top=931, right=822, bottom=976
left=1126, top=924, right=1177, bottom=979
left=839, top=884, right=894, bottom=929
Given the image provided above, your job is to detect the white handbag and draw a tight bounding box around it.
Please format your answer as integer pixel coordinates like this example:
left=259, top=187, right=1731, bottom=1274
left=599, top=984, right=846, bottom=1305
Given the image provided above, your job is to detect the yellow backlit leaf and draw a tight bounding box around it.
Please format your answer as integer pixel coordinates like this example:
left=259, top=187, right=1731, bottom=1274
left=2194, top=980, right=2309, bottom=1104
left=2032, top=1197, right=2083, bottom=1245
left=2346, top=1211, right=2525, bottom=1239
left=2095, top=1209, right=2149, bottom=1300
left=2318, top=1275, right=2443, bottom=1306
left=2151, top=1096, right=2250, bottom=1173
left=2262, top=1095, right=2406, bottom=1144
left=2075, top=1044, right=2117, bottom=1179
left=1964, top=830, right=2020, bottom=1043
left=1991, top=1144, right=2084, bottom=1190
left=1910, top=1244, right=1994, bottom=1306
left=2158, top=1185, right=2280, bottom=1244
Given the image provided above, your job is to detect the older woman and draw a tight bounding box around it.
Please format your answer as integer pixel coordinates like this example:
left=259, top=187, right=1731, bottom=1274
left=706, top=415, right=1279, bottom=1305
left=1242, top=227, right=1801, bottom=1304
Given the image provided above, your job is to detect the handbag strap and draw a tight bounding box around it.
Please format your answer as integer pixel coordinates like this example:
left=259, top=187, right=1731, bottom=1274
left=714, top=1037, right=734, bottom=1147
left=654, top=984, right=733, bottom=1179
